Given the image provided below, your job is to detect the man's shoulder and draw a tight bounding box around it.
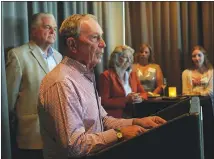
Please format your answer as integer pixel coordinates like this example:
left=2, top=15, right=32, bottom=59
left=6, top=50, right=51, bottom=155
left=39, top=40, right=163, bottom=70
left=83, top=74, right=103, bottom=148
left=44, top=63, right=79, bottom=82
left=40, top=64, right=79, bottom=91
left=8, top=42, right=30, bottom=55
left=40, top=65, right=64, bottom=89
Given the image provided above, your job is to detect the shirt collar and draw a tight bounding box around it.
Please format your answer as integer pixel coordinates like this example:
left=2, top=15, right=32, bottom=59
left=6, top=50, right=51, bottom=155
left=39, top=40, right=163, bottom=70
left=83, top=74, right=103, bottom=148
left=39, top=47, right=54, bottom=59
left=62, top=56, right=95, bottom=82
left=62, top=56, right=94, bottom=73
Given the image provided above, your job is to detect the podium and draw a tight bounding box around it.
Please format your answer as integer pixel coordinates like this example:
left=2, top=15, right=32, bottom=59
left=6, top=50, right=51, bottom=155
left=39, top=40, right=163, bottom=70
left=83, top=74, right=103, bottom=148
left=85, top=97, right=204, bottom=159
left=133, top=97, right=186, bottom=118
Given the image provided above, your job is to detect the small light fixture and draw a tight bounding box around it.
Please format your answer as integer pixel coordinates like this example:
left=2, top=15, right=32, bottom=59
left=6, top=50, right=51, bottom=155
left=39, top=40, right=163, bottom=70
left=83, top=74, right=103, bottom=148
left=168, top=87, right=177, bottom=97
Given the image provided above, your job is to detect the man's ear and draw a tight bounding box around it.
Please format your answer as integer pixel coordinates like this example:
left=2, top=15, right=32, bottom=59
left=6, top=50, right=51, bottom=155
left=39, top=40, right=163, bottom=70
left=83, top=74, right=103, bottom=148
left=31, top=28, right=36, bottom=38
left=66, top=37, right=77, bottom=54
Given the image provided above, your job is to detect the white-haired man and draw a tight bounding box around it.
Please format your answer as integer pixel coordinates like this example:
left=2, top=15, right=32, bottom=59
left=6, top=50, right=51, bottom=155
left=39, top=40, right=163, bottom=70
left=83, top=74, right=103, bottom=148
left=6, top=12, right=62, bottom=159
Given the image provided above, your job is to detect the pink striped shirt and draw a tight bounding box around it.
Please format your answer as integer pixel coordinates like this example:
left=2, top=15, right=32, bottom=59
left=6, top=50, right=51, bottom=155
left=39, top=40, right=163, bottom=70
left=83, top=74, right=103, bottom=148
left=38, top=56, right=133, bottom=159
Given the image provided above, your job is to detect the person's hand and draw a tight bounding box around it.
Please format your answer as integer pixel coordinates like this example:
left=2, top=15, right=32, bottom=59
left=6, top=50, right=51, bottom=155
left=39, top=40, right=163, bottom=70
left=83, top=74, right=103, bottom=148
left=132, top=116, right=167, bottom=129
left=132, top=94, right=142, bottom=103
left=126, top=92, right=142, bottom=104
left=120, top=125, right=147, bottom=140
left=192, top=77, right=201, bottom=85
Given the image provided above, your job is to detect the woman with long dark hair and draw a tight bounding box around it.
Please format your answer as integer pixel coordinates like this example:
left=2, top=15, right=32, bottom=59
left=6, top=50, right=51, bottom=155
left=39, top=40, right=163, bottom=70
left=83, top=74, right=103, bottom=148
left=182, top=45, right=213, bottom=100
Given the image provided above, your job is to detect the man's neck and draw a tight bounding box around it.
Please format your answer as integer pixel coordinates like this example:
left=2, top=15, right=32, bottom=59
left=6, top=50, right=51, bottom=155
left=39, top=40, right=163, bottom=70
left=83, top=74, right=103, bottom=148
left=66, top=53, right=94, bottom=71
left=38, top=44, right=51, bottom=55
left=32, top=40, right=51, bottom=55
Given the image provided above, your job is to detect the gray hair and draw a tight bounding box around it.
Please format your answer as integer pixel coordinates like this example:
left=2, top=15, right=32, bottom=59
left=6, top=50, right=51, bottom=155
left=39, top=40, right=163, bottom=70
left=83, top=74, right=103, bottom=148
left=59, top=14, right=97, bottom=46
left=30, top=12, right=55, bottom=30
left=109, top=45, right=135, bottom=70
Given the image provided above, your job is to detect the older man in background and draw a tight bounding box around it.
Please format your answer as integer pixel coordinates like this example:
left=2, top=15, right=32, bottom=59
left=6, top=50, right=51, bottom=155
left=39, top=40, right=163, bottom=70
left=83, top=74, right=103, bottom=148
left=38, top=14, right=166, bottom=159
left=6, top=12, right=62, bottom=159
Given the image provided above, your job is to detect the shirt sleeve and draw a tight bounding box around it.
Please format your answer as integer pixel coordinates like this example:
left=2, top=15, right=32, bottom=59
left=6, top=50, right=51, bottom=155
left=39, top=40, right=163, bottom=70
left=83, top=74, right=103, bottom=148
left=200, top=69, right=213, bottom=96
left=41, top=80, right=121, bottom=158
left=99, top=72, right=128, bottom=108
left=182, top=70, right=192, bottom=95
left=98, top=104, right=133, bottom=129
left=103, top=116, right=133, bottom=130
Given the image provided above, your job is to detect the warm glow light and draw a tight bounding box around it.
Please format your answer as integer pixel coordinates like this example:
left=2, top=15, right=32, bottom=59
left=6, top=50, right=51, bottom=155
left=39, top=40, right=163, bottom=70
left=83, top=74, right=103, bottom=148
left=168, top=87, right=177, bottom=97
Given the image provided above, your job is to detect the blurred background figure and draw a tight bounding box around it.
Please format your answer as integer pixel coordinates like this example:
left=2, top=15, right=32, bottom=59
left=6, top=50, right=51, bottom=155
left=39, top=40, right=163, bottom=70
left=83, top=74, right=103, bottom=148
left=99, top=45, right=148, bottom=118
left=132, top=43, right=164, bottom=95
left=182, top=45, right=213, bottom=103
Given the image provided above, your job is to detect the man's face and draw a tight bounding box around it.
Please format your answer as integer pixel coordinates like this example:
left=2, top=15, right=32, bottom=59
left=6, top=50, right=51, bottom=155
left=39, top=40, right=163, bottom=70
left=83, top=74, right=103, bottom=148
left=32, top=16, right=57, bottom=46
left=76, top=18, right=106, bottom=69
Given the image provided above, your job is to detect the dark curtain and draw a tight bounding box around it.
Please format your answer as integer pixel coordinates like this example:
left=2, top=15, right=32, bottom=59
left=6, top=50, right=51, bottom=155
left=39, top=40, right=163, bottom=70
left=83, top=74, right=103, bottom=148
left=1, top=2, right=124, bottom=159
left=125, top=1, right=214, bottom=94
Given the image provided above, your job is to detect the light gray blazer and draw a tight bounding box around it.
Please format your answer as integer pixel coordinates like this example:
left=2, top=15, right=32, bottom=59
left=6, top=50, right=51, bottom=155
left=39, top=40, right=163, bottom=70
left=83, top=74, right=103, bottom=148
left=6, top=41, right=62, bottom=149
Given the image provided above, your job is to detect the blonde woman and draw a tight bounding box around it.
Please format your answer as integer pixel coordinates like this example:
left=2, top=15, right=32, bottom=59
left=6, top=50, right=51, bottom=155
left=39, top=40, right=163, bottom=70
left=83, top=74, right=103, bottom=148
left=99, top=45, right=148, bottom=118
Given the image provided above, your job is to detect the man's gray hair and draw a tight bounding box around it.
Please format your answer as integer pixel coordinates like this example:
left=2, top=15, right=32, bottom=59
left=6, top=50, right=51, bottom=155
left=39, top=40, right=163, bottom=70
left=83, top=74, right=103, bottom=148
left=30, top=12, right=55, bottom=29
left=59, top=14, right=97, bottom=45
